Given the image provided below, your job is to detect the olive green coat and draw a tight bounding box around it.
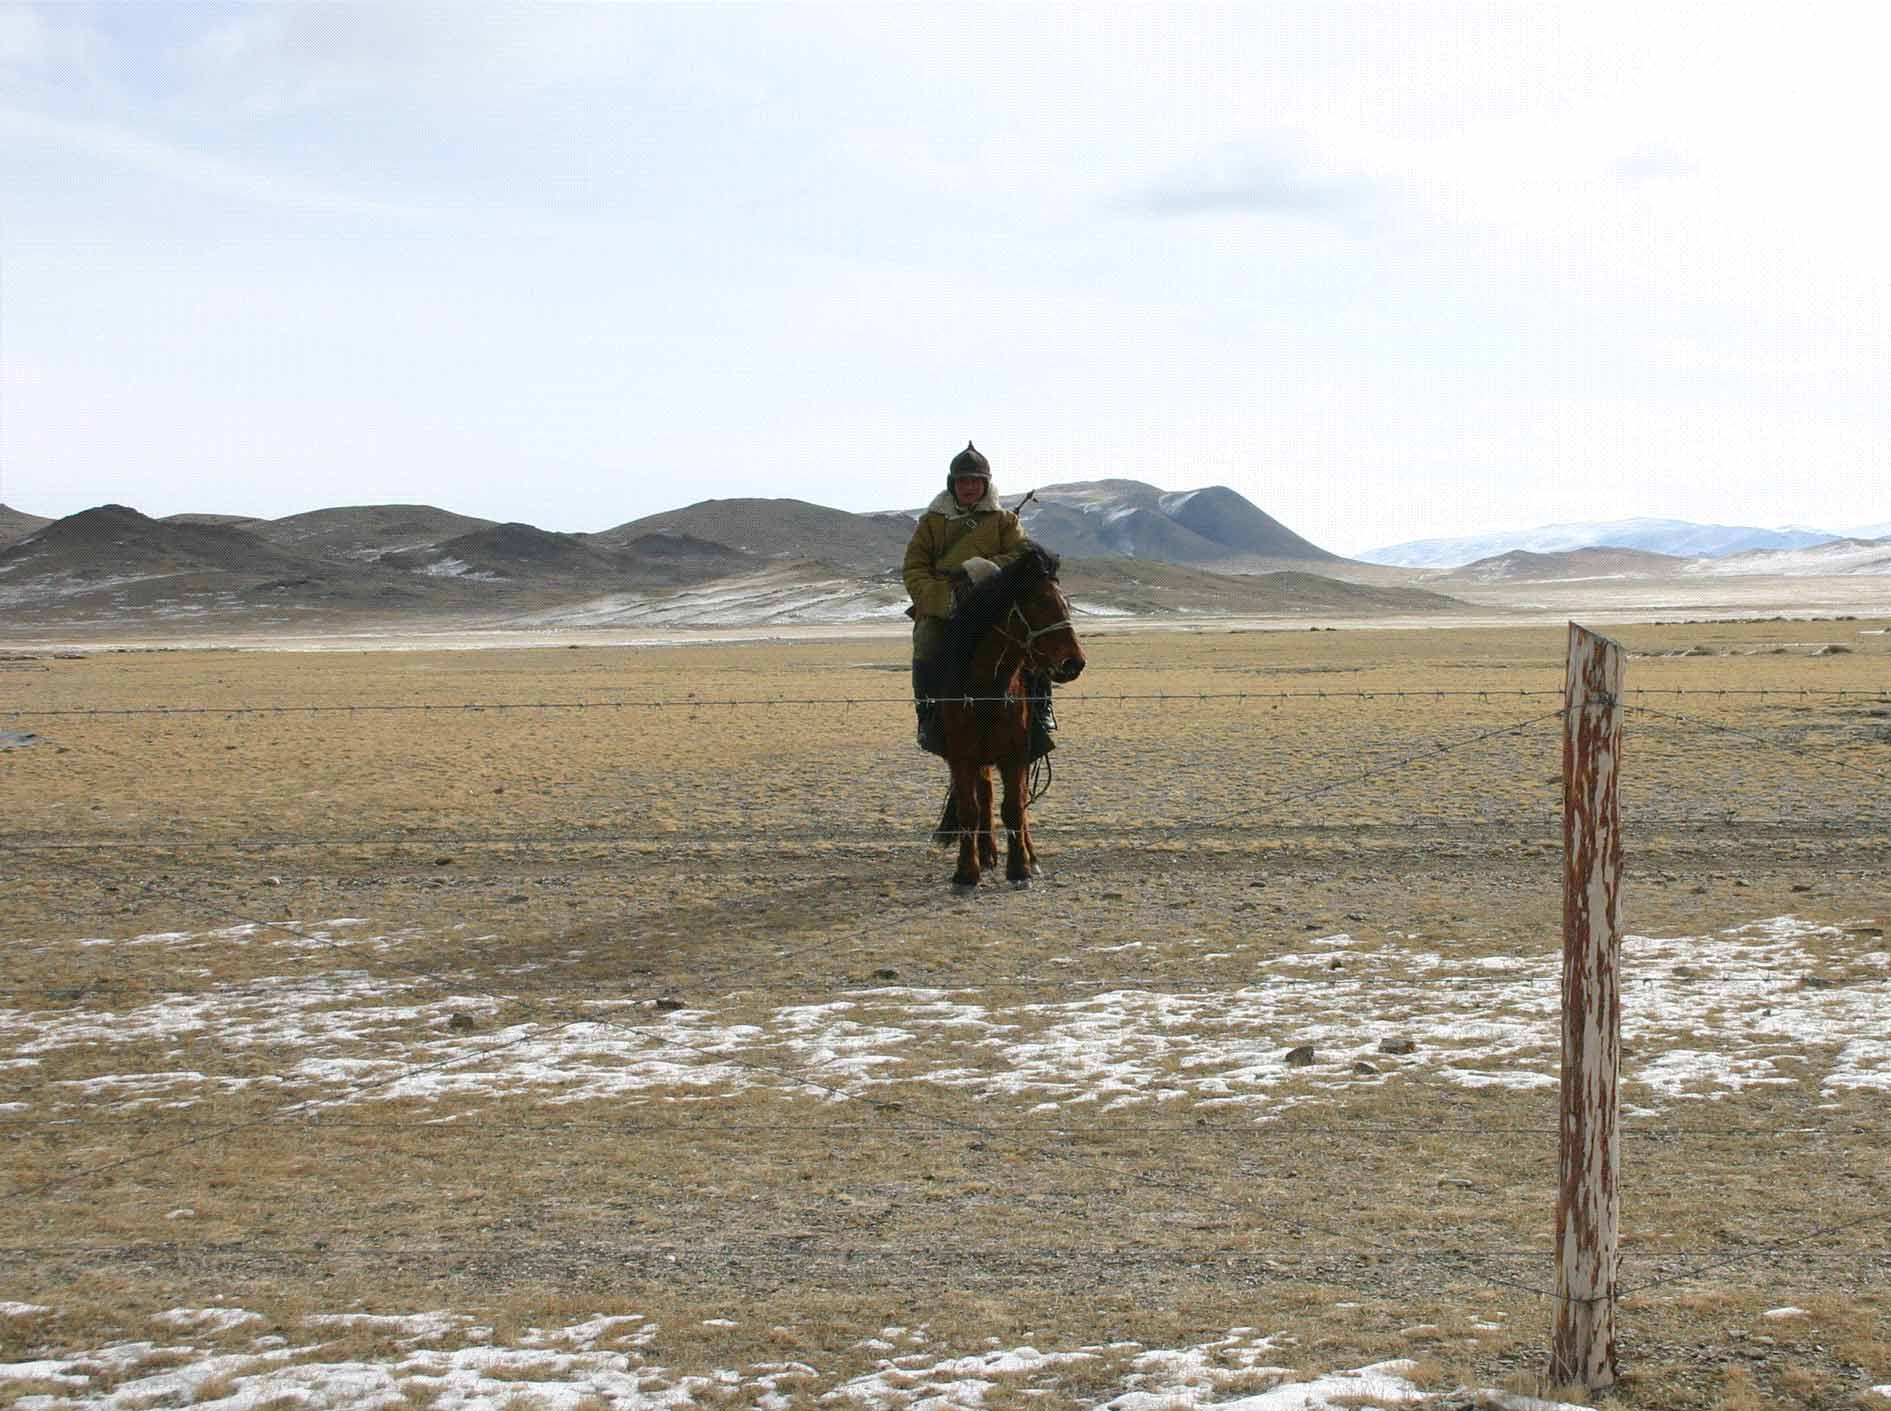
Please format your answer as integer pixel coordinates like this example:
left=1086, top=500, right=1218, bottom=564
left=902, top=487, right=1026, bottom=624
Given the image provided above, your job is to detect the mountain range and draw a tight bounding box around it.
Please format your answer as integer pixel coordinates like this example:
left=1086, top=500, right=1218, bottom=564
left=0, top=484, right=1454, bottom=633
left=2, top=486, right=1887, bottom=636
left=1359, top=516, right=1887, bottom=568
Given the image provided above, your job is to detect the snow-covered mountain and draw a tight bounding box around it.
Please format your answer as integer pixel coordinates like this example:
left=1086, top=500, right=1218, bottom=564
left=1360, top=517, right=1844, bottom=569
left=1013, top=480, right=1338, bottom=565
left=1848, top=519, right=1891, bottom=540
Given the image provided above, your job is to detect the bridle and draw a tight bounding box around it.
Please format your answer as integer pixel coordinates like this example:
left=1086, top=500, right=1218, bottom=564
left=993, top=588, right=1076, bottom=678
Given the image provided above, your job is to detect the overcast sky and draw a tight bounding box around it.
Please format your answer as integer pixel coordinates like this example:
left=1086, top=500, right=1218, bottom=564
left=2, top=3, right=1886, bottom=554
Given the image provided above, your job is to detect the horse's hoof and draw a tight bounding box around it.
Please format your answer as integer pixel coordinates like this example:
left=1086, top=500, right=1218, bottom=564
left=1010, top=876, right=1032, bottom=891
left=951, top=880, right=978, bottom=895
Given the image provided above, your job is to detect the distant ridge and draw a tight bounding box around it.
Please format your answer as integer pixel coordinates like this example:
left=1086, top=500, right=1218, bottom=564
left=163, top=512, right=267, bottom=529
left=1362, top=517, right=1844, bottom=568
left=595, top=497, right=914, bottom=571
left=0, top=504, right=53, bottom=546
left=250, top=504, right=498, bottom=559
left=1433, top=546, right=1693, bottom=584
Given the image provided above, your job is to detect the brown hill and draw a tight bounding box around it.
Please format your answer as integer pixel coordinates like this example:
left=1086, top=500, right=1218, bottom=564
left=612, top=532, right=763, bottom=585
left=381, top=522, right=622, bottom=581
left=1436, top=546, right=1691, bottom=584
left=596, top=498, right=914, bottom=570
left=0, top=504, right=53, bottom=546
left=163, top=513, right=269, bottom=530
left=382, top=524, right=763, bottom=589
left=250, top=505, right=499, bottom=559
left=0, top=504, right=321, bottom=579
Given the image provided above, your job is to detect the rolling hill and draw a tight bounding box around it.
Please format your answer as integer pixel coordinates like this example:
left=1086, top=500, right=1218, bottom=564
left=0, top=504, right=54, bottom=547
left=595, top=498, right=915, bottom=570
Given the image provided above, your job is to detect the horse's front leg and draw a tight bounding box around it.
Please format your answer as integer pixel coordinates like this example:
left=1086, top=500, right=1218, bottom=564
left=951, top=762, right=983, bottom=890
left=976, top=768, right=997, bottom=870
left=1000, top=760, right=1031, bottom=885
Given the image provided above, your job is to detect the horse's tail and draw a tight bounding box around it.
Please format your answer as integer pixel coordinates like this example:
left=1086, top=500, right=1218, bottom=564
left=931, top=785, right=959, bottom=847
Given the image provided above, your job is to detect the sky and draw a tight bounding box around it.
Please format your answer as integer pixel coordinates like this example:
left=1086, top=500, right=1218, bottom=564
left=2, top=3, right=1886, bottom=556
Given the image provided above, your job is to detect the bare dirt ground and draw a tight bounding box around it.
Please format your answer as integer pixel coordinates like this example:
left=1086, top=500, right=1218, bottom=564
left=2, top=617, right=1888, bottom=1410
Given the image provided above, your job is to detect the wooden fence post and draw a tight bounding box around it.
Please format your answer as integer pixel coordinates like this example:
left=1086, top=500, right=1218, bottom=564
left=1551, top=622, right=1625, bottom=1390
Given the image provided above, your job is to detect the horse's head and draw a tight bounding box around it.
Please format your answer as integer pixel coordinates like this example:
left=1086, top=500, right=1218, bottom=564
left=1011, top=544, right=1085, bottom=685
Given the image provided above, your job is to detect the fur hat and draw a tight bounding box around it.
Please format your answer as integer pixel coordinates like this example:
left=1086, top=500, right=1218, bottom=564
left=947, top=441, right=991, bottom=489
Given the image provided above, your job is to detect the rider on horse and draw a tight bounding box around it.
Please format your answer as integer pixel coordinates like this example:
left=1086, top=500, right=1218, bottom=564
left=903, top=442, right=1056, bottom=759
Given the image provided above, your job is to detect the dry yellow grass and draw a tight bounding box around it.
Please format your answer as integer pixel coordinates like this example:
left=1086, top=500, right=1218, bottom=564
left=2, top=619, right=1888, bottom=1410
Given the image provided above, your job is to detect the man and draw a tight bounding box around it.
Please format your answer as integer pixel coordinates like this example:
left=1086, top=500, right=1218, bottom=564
left=902, top=441, right=1052, bottom=757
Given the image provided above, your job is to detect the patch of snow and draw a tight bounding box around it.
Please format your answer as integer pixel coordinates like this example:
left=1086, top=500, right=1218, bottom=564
left=7, top=917, right=1882, bottom=1119
left=154, top=1308, right=264, bottom=1334
left=416, top=557, right=502, bottom=581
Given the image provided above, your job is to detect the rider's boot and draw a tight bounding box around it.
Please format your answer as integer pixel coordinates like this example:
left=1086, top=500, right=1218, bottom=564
left=913, top=661, right=946, bottom=757
left=1027, top=670, right=1057, bottom=761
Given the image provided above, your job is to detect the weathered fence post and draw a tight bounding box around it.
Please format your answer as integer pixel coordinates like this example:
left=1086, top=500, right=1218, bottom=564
left=1551, top=622, right=1625, bottom=1390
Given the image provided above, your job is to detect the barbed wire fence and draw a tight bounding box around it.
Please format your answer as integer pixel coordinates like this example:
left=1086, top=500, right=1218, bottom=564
left=2, top=663, right=1888, bottom=1383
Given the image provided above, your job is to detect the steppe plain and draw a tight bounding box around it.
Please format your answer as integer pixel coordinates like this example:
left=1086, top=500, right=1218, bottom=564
left=3, top=601, right=1889, bottom=1411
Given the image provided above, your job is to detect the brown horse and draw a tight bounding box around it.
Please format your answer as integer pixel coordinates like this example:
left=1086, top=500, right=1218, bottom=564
left=931, top=543, right=1085, bottom=890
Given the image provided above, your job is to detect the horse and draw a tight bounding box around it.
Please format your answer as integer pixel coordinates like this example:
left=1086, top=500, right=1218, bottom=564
left=928, top=542, right=1085, bottom=890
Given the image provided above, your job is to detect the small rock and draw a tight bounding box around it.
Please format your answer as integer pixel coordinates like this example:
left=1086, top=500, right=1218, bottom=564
left=874, top=968, right=900, bottom=981
left=1378, top=1037, right=1418, bottom=1055
left=1284, top=1045, right=1317, bottom=1068
left=264, top=876, right=283, bottom=887
left=654, top=997, right=686, bottom=1011
left=1352, top=1060, right=1378, bottom=1075
left=434, top=857, right=453, bottom=867
left=448, top=1012, right=479, bottom=1032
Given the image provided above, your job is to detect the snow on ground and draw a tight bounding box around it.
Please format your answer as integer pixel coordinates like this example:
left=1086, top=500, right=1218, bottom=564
left=497, top=568, right=909, bottom=630
left=3, top=918, right=1884, bottom=1120
left=0, top=1313, right=1594, bottom=1411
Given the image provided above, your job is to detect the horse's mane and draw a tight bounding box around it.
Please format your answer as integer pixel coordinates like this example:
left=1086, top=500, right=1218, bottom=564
left=937, top=542, right=1061, bottom=689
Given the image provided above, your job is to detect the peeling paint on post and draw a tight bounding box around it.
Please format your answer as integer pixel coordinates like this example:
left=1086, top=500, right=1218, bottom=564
left=1551, top=622, right=1624, bottom=1391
